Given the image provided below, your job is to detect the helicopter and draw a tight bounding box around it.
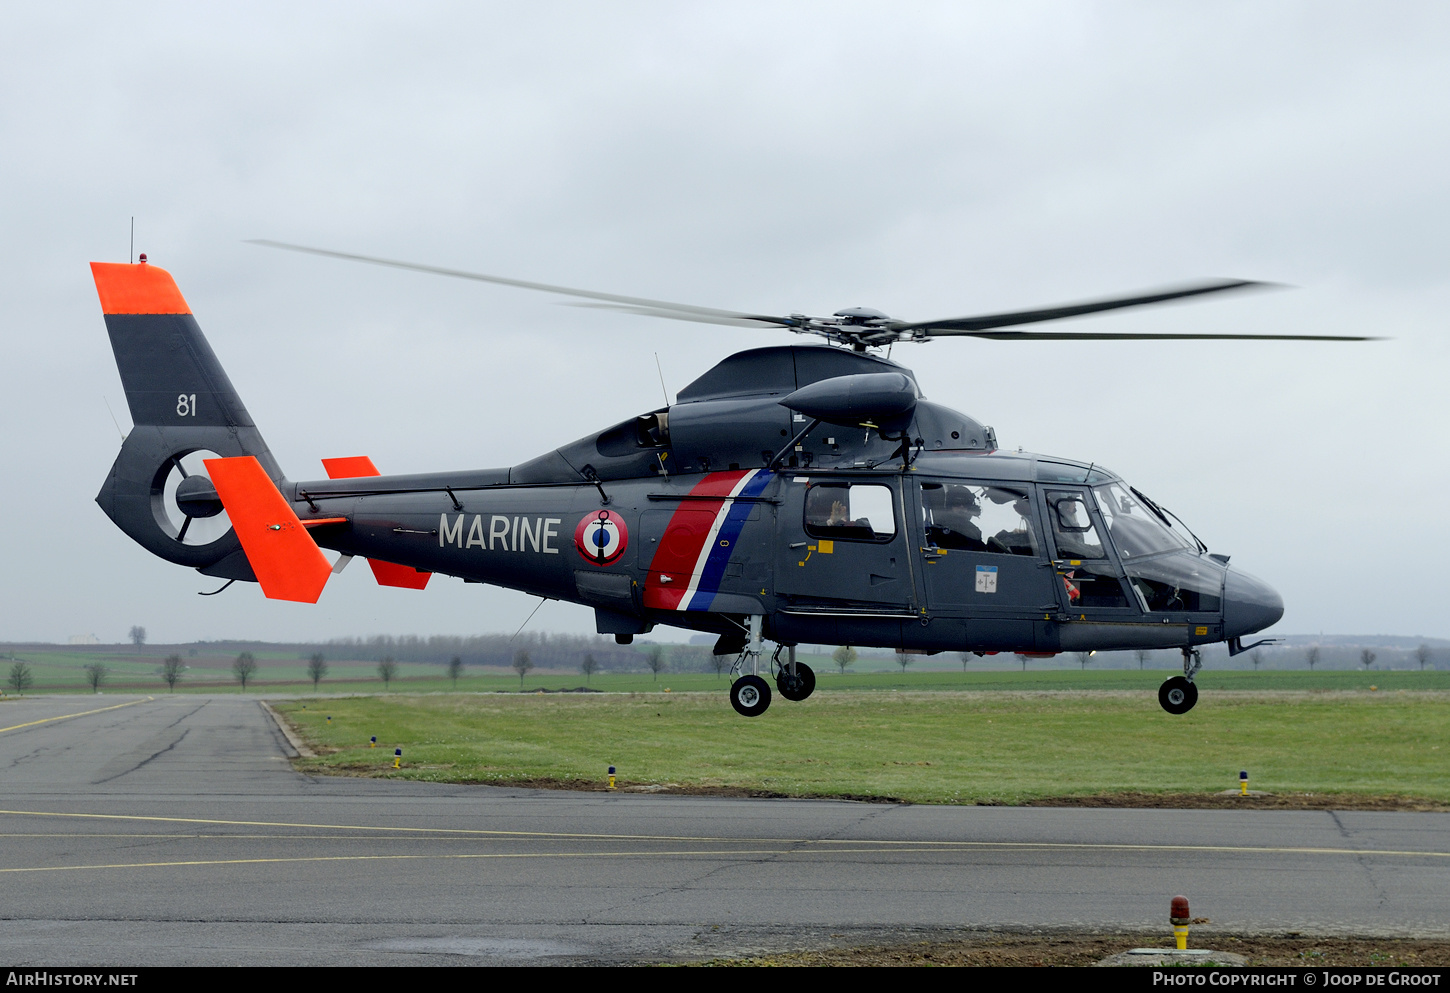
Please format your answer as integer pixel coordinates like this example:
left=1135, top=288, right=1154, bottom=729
left=90, top=245, right=1370, bottom=717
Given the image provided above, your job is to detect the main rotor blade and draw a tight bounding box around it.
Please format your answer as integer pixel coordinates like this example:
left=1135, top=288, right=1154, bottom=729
left=926, top=329, right=1381, bottom=341
left=568, top=301, right=797, bottom=328
left=894, top=279, right=1271, bottom=334
left=248, top=240, right=798, bottom=328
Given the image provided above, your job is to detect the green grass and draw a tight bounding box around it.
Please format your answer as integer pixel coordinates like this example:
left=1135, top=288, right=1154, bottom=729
left=271, top=688, right=1450, bottom=805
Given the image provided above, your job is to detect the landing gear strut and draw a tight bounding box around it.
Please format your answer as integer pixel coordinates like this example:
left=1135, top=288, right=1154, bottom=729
left=728, top=615, right=772, bottom=717
left=1158, top=648, right=1201, bottom=715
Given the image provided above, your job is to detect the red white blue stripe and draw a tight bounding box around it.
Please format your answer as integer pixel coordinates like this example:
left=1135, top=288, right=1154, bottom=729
left=642, top=468, right=773, bottom=611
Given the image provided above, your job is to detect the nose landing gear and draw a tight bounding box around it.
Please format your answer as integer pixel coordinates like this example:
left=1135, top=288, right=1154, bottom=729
left=1158, top=648, right=1202, bottom=715
left=1158, top=676, right=1198, bottom=715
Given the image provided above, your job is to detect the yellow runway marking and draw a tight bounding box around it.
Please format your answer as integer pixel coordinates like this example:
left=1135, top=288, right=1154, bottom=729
left=0, top=833, right=632, bottom=841
left=0, top=809, right=1446, bottom=861
left=0, top=698, right=152, bottom=735
left=0, top=807, right=756, bottom=842
left=2, top=840, right=1450, bottom=875
left=0, top=850, right=784, bottom=873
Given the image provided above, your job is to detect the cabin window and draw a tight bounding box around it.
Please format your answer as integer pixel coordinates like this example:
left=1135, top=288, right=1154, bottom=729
left=804, top=483, right=896, bottom=541
left=1058, top=562, right=1131, bottom=609
left=921, top=483, right=1039, bottom=556
left=1045, top=490, right=1107, bottom=560
left=1044, top=489, right=1128, bottom=608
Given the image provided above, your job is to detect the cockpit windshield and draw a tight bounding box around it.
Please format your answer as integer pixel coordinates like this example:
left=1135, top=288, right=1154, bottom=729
left=1093, top=482, right=1195, bottom=559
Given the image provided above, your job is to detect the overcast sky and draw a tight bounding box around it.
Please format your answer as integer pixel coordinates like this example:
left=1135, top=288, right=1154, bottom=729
left=2, top=3, right=1447, bottom=644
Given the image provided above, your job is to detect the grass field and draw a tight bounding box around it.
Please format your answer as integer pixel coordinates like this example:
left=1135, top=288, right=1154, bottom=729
left=270, top=686, right=1450, bottom=805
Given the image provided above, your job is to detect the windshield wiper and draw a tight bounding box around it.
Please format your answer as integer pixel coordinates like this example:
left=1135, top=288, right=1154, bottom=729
left=1129, top=486, right=1208, bottom=553
left=1128, top=486, right=1173, bottom=526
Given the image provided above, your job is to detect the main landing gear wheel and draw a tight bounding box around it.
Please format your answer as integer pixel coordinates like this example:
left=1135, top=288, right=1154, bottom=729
left=776, top=661, right=816, bottom=702
left=730, top=674, right=772, bottom=717
left=1158, top=676, right=1199, bottom=715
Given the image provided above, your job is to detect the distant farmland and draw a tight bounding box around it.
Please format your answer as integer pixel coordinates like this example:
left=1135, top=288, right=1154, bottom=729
left=2, top=641, right=1447, bottom=696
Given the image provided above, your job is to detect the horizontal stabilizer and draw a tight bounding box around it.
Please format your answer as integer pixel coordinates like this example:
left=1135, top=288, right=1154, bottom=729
left=321, top=456, right=433, bottom=590
left=205, top=456, right=331, bottom=603
left=366, top=559, right=432, bottom=590
left=320, top=455, right=380, bottom=478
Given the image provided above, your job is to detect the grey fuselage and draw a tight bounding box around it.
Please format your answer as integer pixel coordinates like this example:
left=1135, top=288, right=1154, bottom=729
left=275, top=346, right=1284, bottom=655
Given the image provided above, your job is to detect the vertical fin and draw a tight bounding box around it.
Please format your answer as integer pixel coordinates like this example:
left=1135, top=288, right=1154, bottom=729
left=91, top=260, right=284, bottom=580
left=205, top=456, right=331, bottom=603
left=91, top=261, right=265, bottom=438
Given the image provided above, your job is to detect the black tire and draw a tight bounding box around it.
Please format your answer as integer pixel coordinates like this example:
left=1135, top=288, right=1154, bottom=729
left=730, top=674, right=772, bottom=717
left=1158, top=676, right=1199, bottom=715
left=776, top=661, right=816, bottom=702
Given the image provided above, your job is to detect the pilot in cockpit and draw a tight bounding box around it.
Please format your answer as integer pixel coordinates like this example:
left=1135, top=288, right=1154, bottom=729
left=932, top=485, right=986, bottom=551
left=1049, top=496, right=1105, bottom=559
left=988, top=494, right=1040, bottom=556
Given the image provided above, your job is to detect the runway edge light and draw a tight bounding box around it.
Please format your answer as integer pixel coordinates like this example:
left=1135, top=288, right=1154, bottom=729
left=608, top=766, right=616, bottom=790
left=1239, top=770, right=1249, bottom=796
left=394, top=748, right=402, bottom=770
left=1170, top=895, right=1191, bottom=950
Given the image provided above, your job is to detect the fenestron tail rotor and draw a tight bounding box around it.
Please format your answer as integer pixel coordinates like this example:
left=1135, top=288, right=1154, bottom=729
left=249, top=240, right=1380, bottom=349
left=160, top=451, right=232, bottom=547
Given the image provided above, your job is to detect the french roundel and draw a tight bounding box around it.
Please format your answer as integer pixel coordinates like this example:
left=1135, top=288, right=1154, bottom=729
left=575, top=509, right=629, bottom=566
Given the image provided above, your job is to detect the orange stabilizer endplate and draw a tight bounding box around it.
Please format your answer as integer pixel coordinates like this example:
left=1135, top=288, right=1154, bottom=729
left=320, top=456, right=432, bottom=590
left=90, top=262, right=192, bottom=315
left=205, top=456, right=332, bottom=604
left=320, top=455, right=380, bottom=477
left=366, top=559, right=432, bottom=591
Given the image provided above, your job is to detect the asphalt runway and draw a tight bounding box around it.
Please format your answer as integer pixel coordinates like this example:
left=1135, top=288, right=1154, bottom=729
left=1, top=694, right=1447, bottom=966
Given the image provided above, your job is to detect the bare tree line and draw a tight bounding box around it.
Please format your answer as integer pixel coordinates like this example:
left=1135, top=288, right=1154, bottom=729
left=323, top=632, right=644, bottom=670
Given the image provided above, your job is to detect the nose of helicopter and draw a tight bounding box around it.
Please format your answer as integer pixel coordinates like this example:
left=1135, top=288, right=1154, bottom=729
left=1222, top=568, right=1284, bottom=639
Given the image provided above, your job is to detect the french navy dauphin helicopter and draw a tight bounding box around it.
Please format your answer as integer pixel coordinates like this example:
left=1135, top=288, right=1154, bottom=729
left=92, top=244, right=1368, bottom=717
